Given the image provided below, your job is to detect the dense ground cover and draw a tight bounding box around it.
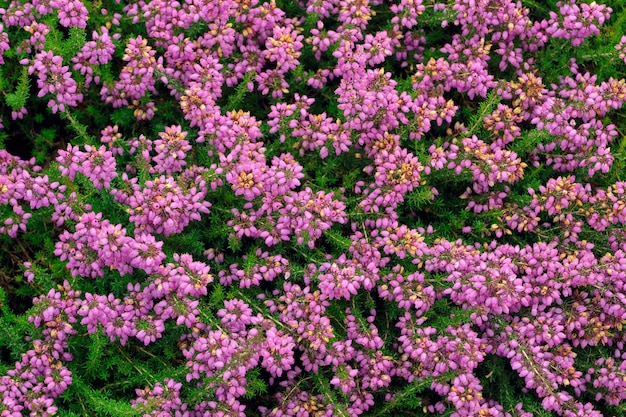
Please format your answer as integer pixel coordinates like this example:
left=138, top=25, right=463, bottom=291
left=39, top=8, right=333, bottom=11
left=1, top=0, right=626, bottom=416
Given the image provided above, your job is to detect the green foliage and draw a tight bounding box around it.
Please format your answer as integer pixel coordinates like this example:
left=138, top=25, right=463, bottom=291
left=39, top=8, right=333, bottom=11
left=55, top=410, right=83, bottom=417
left=0, top=66, right=8, bottom=92
left=403, top=187, right=435, bottom=213
left=85, top=103, right=111, bottom=128
left=425, top=298, right=474, bottom=330
left=32, top=127, right=58, bottom=164
left=110, top=107, right=136, bottom=128
left=208, top=283, right=224, bottom=307
left=66, top=374, right=143, bottom=417
left=465, top=92, right=502, bottom=138
left=223, top=71, right=256, bottom=112
left=85, top=330, right=109, bottom=379
left=186, top=20, right=210, bottom=40
left=43, top=24, right=87, bottom=63
left=478, top=355, right=523, bottom=412
left=323, top=228, right=353, bottom=252
left=242, top=367, right=269, bottom=400
left=163, top=228, right=206, bottom=258
left=64, top=28, right=88, bottom=61
left=4, top=66, right=29, bottom=111
left=0, top=295, right=35, bottom=365
left=60, top=110, right=96, bottom=145
left=511, top=129, right=551, bottom=157
left=374, top=376, right=439, bottom=416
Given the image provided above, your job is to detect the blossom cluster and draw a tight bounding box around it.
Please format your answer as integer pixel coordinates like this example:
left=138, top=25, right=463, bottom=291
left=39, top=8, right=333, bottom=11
left=1, top=1, right=626, bottom=417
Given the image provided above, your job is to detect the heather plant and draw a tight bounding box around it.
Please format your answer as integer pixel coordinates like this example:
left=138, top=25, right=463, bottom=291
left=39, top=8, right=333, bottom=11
left=1, top=0, right=626, bottom=416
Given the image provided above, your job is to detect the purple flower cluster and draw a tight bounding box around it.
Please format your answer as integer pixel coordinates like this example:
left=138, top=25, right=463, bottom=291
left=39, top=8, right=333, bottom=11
left=0, top=23, right=9, bottom=64
left=218, top=249, right=289, bottom=288
left=1, top=282, right=77, bottom=417
left=64, top=251, right=212, bottom=346
left=56, top=143, right=117, bottom=189
left=131, top=378, right=186, bottom=417
left=53, top=0, right=88, bottom=29
left=1, top=0, right=626, bottom=416
left=113, top=170, right=211, bottom=237
left=71, top=26, right=117, bottom=86
left=547, top=1, right=611, bottom=46
left=101, top=35, right=160, bottom=118
left=0, top=150, right=65, bottom=236
left=27, top=50, right=83, bottom=113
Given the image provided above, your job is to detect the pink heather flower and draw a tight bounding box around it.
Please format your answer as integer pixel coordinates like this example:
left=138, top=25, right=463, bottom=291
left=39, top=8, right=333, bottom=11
left=168, top=253, right=214, bottom=298
left=379, top=269, right=434, bottom=315
left=390, top=0, right=425, bottom=29
left=52, top=0, right=89, bottom=29
left=129, top=232, right=166, bottom=274
left=363, top=31, right=395, bottom=66
left=134, top=316, right=165, bottom=346
left=330, top=365, right=359, bottom=394
left=53, top=212, right=135, bottom=278
left=56, top=144, right=82, bottom=180
left=447, top=373, right=483, bottom=414
left=72, top=26, right=116, bottom=85
left=616, top=35, right=626, bottom=64
left=3, top=2, right=626, bottom=415
left=100, top=124, right=124, bottom=155
left=495, top=41, right=524, bottom=71
left=132, top=100, right=157, bottom=121
left=152, top=125, right=191, bottom=174
left=10, top=107, right=27, bottom=120
left=24, top=396, right=58, bottom=416
left=182, top=329, right=239, bottom=381
left=132, top=378, right=185, bottom=416
left=28, top=50, right=83, bottom=113
left=81, top=145, right=117, bottom=189
left=22, top=262, right=35, bottom=282
left=305, top=0, right=338, bottom=18
left=256, top=68, right=290, bottom=98
left=308, top=22, right=338, bottom=61
left=179, top=86, right=218, bottom=129
left=338, top=0, right=373, bottom=29
left=263, top=25, right=304, bottom=74
left=51, top=191, right=90, bottom=227
left=211, top=110, right=264, bottom=154
left=261, top=327, right=296, bottom=378
left=217, top=298, right=255, bottom=334
left=2, top=1, right=36, bottom=27
left=226, top=161, right=267, bottom=201
left=318, top=257, right=363, bottom=300
left=266, top=153, right=304, bottom=196
left=20, top=22, right=50, bottom=54
left=123, top=172, right=211, bottom=236
left=547, top=0, right=612, bottom=47
left=31, top=0, right=54, bottom=15
left=102, top=36, right=158, bottom=108
left=55, top=144, right=116, bottom=189
left=218, top=250, right=288, bottom=288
